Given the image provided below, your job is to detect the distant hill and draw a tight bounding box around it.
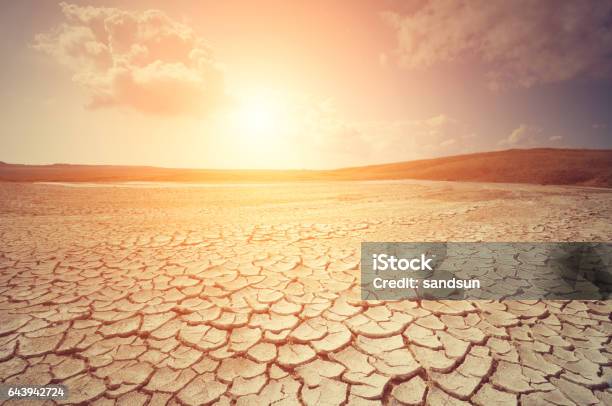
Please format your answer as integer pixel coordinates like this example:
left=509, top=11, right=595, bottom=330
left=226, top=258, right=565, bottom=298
left=0, top=148, right=611, bottom=187
left=330, top=148, right=612, bottom=187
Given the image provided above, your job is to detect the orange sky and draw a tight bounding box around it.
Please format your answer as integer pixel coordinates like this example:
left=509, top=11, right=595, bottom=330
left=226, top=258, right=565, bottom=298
left=1, top=1, right=611, bottom=169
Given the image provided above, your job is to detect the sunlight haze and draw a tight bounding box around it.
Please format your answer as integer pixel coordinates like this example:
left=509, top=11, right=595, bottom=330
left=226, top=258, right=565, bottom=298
left=1, top=0, right=611, bottom=169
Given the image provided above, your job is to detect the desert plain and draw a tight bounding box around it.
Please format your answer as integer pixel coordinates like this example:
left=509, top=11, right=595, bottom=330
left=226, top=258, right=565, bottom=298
left=0, top=180, right=611, bottom=405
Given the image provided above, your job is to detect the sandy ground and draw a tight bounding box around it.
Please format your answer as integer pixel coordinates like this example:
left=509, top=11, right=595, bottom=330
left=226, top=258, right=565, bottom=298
left=0, top=180, right=611, bottom=405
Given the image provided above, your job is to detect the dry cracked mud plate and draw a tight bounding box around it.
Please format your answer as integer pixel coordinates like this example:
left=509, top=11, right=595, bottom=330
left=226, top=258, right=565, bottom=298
left=0, top=181, right=610, bottom=405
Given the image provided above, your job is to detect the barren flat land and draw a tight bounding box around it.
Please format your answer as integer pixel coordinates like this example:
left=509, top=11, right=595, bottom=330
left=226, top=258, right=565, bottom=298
left=0, top=180, right=611, bottom=405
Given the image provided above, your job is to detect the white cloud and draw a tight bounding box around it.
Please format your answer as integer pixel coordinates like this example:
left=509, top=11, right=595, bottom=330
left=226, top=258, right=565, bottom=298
left=440, top=138, right=456, bottom=147
left=378, top=52, right=389, bottom=67
left=499, top=124, right=544, bottom=147
left=382, top=0, right=612, bottom=89
left=298, top=106, right=469, bottom=164
left=221, top=92, right=470, bottom=166
left=549, top=135, right=563, bottom=142
left=34, top=2, right=225, bottom=115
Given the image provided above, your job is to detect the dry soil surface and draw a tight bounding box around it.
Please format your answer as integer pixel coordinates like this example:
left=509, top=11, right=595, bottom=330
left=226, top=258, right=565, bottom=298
left=0, top=180, right=610, bottom=405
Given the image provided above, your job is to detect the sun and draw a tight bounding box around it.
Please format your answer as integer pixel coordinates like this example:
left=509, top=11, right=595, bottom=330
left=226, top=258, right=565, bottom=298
left=223, top=87, right=301, bottom=168
left=232, top=89, right=287, bottom=139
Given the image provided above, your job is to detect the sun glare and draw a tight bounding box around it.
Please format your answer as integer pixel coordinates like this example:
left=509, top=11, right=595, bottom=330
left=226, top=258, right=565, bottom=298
left=232, top=89, right=288, bottom=140
left=220, top=87, right=303, bottom=168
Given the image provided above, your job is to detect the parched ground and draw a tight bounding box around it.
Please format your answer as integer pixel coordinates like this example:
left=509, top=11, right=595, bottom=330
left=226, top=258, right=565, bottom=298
left=0, top=180, right=611, bottom=405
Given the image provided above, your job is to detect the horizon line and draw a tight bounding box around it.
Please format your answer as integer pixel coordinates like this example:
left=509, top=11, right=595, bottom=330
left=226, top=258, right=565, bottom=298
left=1, top=147, right=610, bottom=172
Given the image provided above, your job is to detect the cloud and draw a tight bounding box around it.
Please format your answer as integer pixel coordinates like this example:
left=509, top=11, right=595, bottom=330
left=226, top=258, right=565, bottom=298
left=297, top=105, right=470, bottom=164
left=549, top=135, right=564, bottom=142
left=212, top=90, right=474, bottom=167
left=382, top=0, right=612, bottom=89
left=499, top=124, right=544, bottom=147
left=34, top=2, right=225, bottom=115
left=440, top=138, right=456, bottom=148
left=378, top=52, right=389, bottom=67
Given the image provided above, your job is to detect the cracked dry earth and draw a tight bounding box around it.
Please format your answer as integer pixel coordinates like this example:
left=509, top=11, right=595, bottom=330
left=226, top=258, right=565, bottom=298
left=0, top=180, right=611, bottom=406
